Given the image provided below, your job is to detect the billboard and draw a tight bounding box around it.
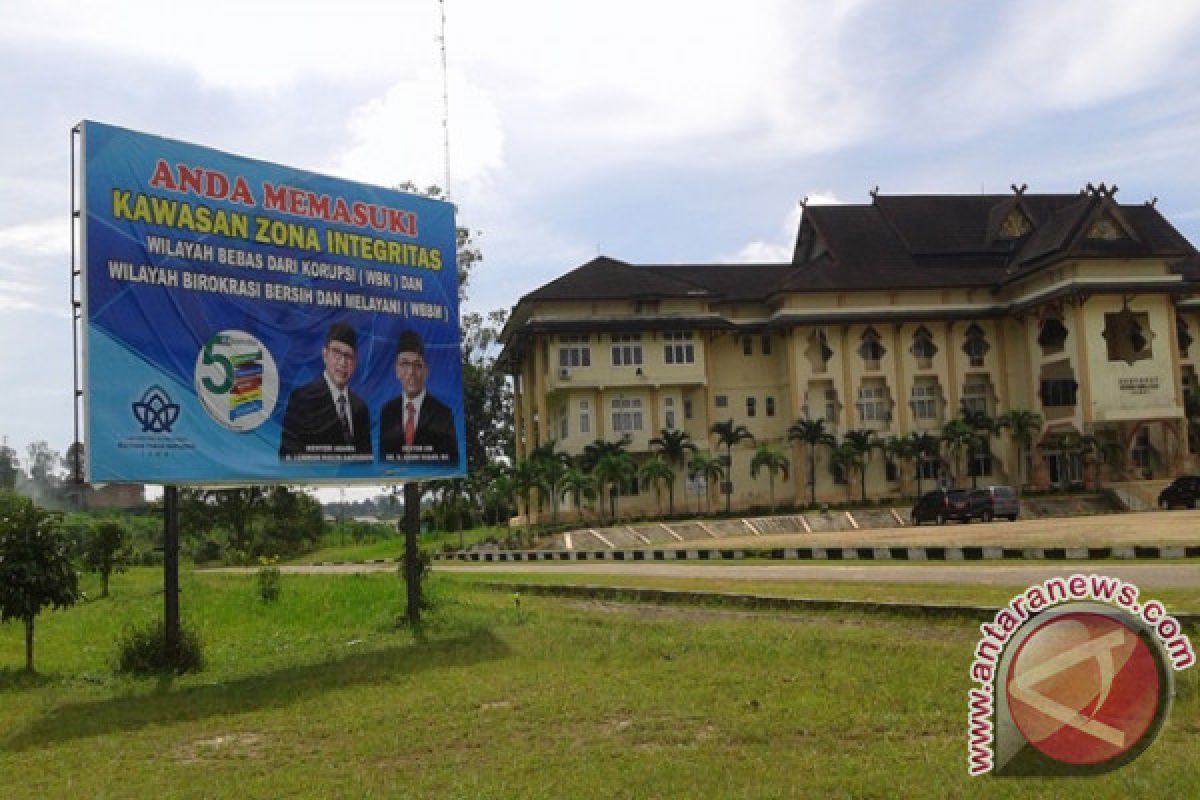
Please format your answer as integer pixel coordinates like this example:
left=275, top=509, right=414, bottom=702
left=80, top=121, right=465, bottom=484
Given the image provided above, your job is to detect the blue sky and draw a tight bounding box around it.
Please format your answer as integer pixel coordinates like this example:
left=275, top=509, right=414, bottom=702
left=3, top=0, right=1200, bottom=484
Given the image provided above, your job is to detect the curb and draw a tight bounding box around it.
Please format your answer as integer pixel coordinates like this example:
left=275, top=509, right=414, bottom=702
left=434, top=543, right=1200, bottom=564
left=477, top=581, right=1200, bottom=627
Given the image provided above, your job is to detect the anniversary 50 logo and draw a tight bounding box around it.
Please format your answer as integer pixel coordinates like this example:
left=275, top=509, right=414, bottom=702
left=967, top=574, right=1195, bottom=776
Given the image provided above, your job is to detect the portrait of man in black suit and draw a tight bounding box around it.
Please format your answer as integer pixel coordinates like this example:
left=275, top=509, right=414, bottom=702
left=278, top=321, right=372, bottom=461
left=380, top=330, right=458, bottom=465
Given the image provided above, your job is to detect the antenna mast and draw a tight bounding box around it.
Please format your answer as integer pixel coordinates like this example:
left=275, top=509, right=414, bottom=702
left=438, top=0, right=451, bottom=198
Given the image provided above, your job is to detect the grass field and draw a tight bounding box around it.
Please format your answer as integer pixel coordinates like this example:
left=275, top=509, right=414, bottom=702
left=1, top=568, right=1197, bottom=798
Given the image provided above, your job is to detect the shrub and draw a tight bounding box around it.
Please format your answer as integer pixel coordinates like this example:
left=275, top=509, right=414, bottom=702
left=117, top=619, right=205, bottom=675
left=256, top=561, right=282, bottom=603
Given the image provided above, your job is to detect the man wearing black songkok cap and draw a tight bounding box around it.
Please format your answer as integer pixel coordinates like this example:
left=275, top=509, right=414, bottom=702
left=279, top=321, right=372, bottom=460
left=380, top=329, right=458, bottom=464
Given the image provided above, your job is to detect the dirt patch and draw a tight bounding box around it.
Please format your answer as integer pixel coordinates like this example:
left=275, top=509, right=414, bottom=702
left=175, top=732, right=265, bottom=762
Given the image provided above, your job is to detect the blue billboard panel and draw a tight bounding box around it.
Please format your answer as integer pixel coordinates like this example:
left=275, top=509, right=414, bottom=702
left=81, top=121, right=464, bottom=483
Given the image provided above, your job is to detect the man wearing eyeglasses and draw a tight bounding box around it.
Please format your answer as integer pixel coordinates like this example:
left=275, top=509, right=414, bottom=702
left=279, top=321, right=373, bottom=460
left=380, top=329, right=458, bottom=465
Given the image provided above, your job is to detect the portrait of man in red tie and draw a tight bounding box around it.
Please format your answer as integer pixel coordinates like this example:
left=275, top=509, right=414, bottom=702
left=379, top=329, right=459, bottom=465
left=278, top=321, right=373, bottom=461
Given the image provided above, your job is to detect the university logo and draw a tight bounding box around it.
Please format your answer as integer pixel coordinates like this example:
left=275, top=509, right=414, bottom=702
left=131, top=385, right=180, bottom=433
left=968, top=576, right=1194, bottom=777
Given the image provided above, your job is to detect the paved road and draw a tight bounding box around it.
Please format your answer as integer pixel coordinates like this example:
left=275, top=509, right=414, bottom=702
left=435, top=562, right=1200, bottom=589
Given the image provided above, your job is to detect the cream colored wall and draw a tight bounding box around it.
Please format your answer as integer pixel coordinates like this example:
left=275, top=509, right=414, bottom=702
left=1081, top=295, right=1182, bottom=423
left=511, top=266, right=1192, bottom=514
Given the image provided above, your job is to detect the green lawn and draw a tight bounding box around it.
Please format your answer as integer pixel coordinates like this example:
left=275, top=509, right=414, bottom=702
left=445, top=569, right=1200, bottom=613
left=0, top=568, right=1196, bottom=798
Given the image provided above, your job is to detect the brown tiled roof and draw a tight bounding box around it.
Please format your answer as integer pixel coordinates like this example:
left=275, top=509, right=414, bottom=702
left=514, top=189, right=1197, bottom=310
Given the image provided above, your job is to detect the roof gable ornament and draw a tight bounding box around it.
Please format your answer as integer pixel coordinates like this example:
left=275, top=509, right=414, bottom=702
left=1081, top=182, right=1138, bottom=242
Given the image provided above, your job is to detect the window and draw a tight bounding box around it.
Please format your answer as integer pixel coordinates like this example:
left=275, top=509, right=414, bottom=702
left=746, top=397, right=757, bottom=417
left=715, top=395, right=728, bottom=408
left=579, top=399, right=590, bottom=435
left=919, top=458, right=940, bottom=481
left=684, top=398, right=693, bottom=419
left=1179, top=317, right=1193, bottom=359
left=559, top=409, right=568, bottom=440
left=807, top=329, right=834, bottom=373
left=765, top=397, right=776, bottom=417
left=911, top=327, right=937, bottom=368
left=762, top=336, right=772, bottom=355
left=558, top=334, right=591, bottom=368
left=1040, top=379, right=1078, bottom=407
left=963, top=324, right=989, bottom=367
left=961, top=377, right=990, bottom=416
left=743, top=337, right=754, bottom=356
left=664, top=397, right=676, bottom=430
left=911, top=381, right=939, bottom=420
left=1103, top=308, right=1153, bottom=364
left=1038, top=317, right=1068, bottom=353
left=824, top=388, right=839, bottom=423
left=663, top=331, right=695, bottom=364
left=858, top=383, right=889, bottom=423
left=611, top=396, right=643, bottom=433
left=885, top=459, right=899, bottom=482
left=970, top=449, right=993, bottom=478
left=859, top=328, right=885, bottom=370
left=611, top=333, right=643, bottom=366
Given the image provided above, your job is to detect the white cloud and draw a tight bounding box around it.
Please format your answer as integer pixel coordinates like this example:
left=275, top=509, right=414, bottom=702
left=1, top=1, right=439, bottom=90
left=333, top=69, right=504, bottom=194
left=937, top=0, right=1200, bottom=135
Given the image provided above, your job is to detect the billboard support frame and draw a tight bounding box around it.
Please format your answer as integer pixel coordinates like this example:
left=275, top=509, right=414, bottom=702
left=69, top=123, right=85, bottom=508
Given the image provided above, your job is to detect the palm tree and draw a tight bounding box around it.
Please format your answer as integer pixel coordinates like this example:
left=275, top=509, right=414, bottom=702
left=829, top=439, right=865, bottom=502
left=787, top=418, right=836, bottom=506
left=649, top=428, right=697, bottom=516
left=687, top=452, right=725, bottom=514
left=559, top=465, right=598, bottom=519
left=510, top=459, right=539, bottom=530
left=529, top=441, right=571, bottom=524
left=593, top=449, right=636, bottom=520
left=749, top=444, right=790, bottom=512
left=842, top=429, right=875, bottom=503
left=639, top=456, right=676, bottom=516
left=912, top=432, right=942, bottom=495
left=941, top=418, right=976, bottom=488
left=883, top=434, right=917, bottom=498
left=710, top=419, right=755, bottom=514
left=997, top=409, right=1044, bottom=488
left=581, top=436, right=632, bottom=472
left=959, top=409, right=1002, bottom=489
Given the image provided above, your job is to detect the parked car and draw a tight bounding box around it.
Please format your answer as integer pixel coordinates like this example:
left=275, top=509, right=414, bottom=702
left=910, top=489, right=973, bottom=525
left=968, top=485, right=1020, bottom=522
left=1158, top=475, right=1200, bottom=509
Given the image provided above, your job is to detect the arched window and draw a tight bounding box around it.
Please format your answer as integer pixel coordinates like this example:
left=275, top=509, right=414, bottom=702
left=1037, top=317, right=1068, bottom=354
left=911, top=326, right=937, bottom=368
left=963, top=324, right=989, bottom=367
left=1178, top=317, right=1193, bottom=359
left=858, top=327, right=885, bottom=370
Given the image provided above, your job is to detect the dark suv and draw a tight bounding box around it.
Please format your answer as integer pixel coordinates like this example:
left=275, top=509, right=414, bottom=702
left=968, top=485, right=1020, bottom=522
left=1158, top=475, right=1200, bottom=509
left=911, top=489, right=973, bottom=525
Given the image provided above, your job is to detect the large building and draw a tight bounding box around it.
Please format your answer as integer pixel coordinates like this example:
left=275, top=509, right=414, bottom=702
left=499, top=184, right=1200, bottom=518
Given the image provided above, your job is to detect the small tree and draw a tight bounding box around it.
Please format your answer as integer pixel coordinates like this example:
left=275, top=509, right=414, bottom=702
left=687, top=452, right=725, bottom=514
left=81, top=519, right=127, bottom=598
left=750, top=444, right=790, bottom=513
left=710, top=419, right=755, bottom=514
left=787, top=418, right=836, bottom=506
left=639, top=456, right=676, bottom=516
left=0, top=492, right=80, bottom=672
